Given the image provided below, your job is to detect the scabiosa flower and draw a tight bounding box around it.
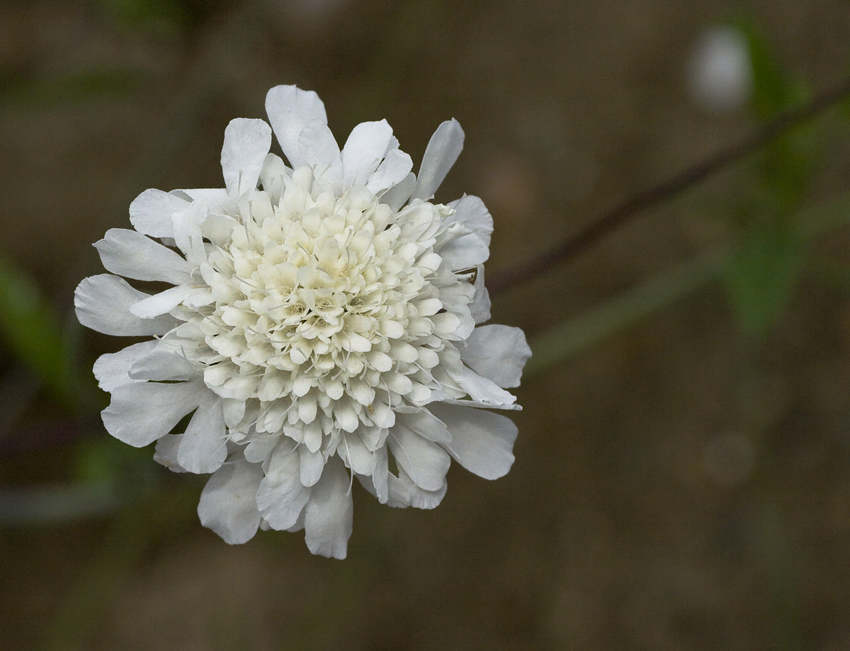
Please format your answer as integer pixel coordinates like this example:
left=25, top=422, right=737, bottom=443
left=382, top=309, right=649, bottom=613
left=74, top=85, right=530, bottom=558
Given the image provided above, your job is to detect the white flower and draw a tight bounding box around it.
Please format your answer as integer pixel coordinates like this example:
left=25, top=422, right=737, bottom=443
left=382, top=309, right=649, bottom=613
left=75, top=85, right=530, bottom=558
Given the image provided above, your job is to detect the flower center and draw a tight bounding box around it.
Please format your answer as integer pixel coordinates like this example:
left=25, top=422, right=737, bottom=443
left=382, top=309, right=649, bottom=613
left=189, top=166, right=462, bottom=448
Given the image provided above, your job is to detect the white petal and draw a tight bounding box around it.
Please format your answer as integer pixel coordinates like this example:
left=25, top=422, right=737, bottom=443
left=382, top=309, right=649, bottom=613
left=259, top=153, right=291, bottom=199
left=129, top=284, right=199, bottom=318
left=201, top=213, right=239, bottom=247
left=265, top=85, right=329, bottom=169
left=412, top=119, right=464, bottom=201
left=303, top=456, right=353, bottom=559
left=367, top=149, right=413, bottom=196
left=129, top=349, right=198, bottom=382
left=394, top=467, right=447, bottom=509
left=92, top=341, right=157, bottom=392
left=427, top=395, right=522, bottom=411
left=177, top=188, right=232, bottom=213
left=450, top=364, right=518, bottom=408
left=447, top=195, right=493, bottom=248
left=298, top=120, right=341, bottom=180
left=153, top=434, right=188, bottom=472
left=285, top=511, right=305, bottom=533
left=129, top=189, right=189, bottom=239
left=380, top=172, right=415, bottom=211
left=244, top=435, right=279, bottom=463
left=371, top=444, right=390, bottom=504
left=177, top=395, right=227, bottom=474
left=341, top=119, right=393, bottom=188
left=388, top=423, right=451, bottom=492
left=101, top=380, right=207, bottom=447
left=221, top=118, right=272, bottom=196
left=439, top=233, right=490, bottom=270
left=75, top=275, right=179, bottom=336
left=469, top=265, right=491, bottom=324
left=428, top=403, right=517, bottom=480
left=256, top=441, right=310, bottom=530
left=198, top=460, right=264, bottom=544
left=396, top=409, right=451, bottom=445
left=340, top=432, right=374, bottom=475
left=171, top=202, right=207, bottom=264
left=94, top=229, right=192, bottom=284
left=461, top=325, right=531, bottom=388
left=299, top=445, right=325, bottom=487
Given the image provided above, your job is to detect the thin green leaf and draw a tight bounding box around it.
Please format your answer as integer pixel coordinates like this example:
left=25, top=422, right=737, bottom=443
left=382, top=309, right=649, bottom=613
left=520, top=190, right=850, bottom=377
left=525, top=252, right=727, bottom=377
left=733, top=13, right=802, bottom=120
left=723, top=221, right=807, bottom=338
left=98, top=0, right=186, bottom=29
left=0, top=256, right=80, bottom=406
left=0, top=69, right=144, bottom=109
left=0, top=484, right=123, bottom=526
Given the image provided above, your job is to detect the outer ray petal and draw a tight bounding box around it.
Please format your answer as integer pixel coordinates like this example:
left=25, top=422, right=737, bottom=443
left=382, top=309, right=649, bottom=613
left=299, top=446, right=325, bottom=487
left=446, top=195, right=493, bottom=247
left=341, top=119, right=394, bottom=188
left=153, top=434, right=188, bottom=472
left=128, top=349, right=199, bottom=382
left=95, top=229, right=193, bottom=284
left=367, top=149, right=413, bottom=196
left=439, top=233, right=490, bottom=270
left=221, top=118, right=273, bottom=196
left=449, top=364, right=518, bottom=408
left=388, top=423, right=451, bottom=492
left=101, top=380, right=207, bottom=447
left=265, top=85, right=329, bottom=169
left=380, top=171, right=416, bottom=211
left=129, top=189, right=189, bottom=239
left=177, top=394, right=227, bottom=474
left=304, top=456, right=353, bottom=559
left=411, top=118, right=465, bottom=201
left=256, top=440, right=310, bottom=530
left=393, top=467, right=447, bottom=509
left=74, top=275, right=179, bottom=336
left=92, top=341, right=158, bottom=392
left=297, top=120, right=341, bottom=180
left=198, top=459, right=264, bottom=544
left=461, top=325, right=531, bottom=389
left=429, top=402, right=518, bottom=480
left=469, top=265, right=491, bottom=324
left=129, top=284, right=200, bottom=319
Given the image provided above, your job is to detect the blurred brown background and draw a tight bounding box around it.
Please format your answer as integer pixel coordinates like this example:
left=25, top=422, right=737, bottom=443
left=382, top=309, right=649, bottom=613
left=3, top=0, right=850, bottom=649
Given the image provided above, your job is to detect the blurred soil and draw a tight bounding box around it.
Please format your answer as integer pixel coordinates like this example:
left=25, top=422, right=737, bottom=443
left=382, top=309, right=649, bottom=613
left=3, top=0, right=850, bottom=649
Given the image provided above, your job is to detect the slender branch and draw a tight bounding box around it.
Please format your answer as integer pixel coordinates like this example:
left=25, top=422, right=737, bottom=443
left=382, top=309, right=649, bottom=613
left=488, top=77, right=850, bottom=295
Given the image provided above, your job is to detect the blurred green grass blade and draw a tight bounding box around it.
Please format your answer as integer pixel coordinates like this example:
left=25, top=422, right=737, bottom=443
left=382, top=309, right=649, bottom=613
left=720, top=191, right=850, bottom=339
left=733, top=13, right=814, bottom=213
left=525, top=191, right=850, bottom=377
left=0, top=256, right=79, bottom=406
left=723, top=221, right=807, bottom=339
left=98, top=0, right=186, bottom=29
left=0, top=484, right=122, bottom=526
left=525, top=252, right=727, bottom=377
left=0, top=69, right=143, bottom=109
left=798, top=191, right=850, bottom=237
left=733, top=12, right=803, bottom=120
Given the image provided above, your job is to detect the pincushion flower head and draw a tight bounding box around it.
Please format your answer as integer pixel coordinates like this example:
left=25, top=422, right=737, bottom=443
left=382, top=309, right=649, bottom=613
left=74, top=85, right=531, bottom=558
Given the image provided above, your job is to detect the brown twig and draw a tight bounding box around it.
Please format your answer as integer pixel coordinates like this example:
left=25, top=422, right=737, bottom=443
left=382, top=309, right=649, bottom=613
left=488, top=77, right=850, bottom=295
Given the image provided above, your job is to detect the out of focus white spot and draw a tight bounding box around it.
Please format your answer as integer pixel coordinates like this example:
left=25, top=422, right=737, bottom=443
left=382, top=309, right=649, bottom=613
left=689, top=26, right=752, bottom=114
left=702, top=431, right=755, bottom=486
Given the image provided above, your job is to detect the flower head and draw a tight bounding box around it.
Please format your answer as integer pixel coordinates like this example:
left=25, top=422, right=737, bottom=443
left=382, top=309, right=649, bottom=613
left=75, top=85, right=530, bottom=558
